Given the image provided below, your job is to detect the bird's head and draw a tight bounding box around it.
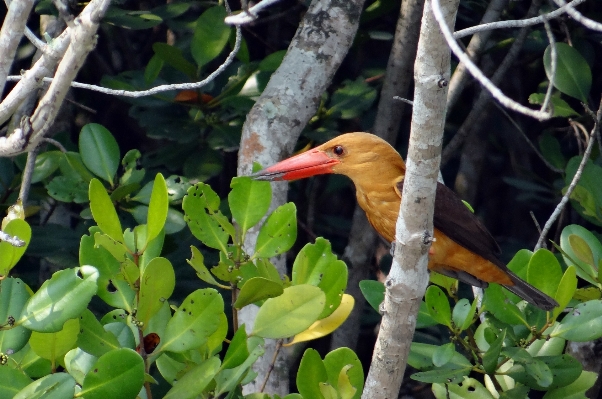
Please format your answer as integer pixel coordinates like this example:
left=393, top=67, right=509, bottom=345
left=252, top=132, right=406, bottom=185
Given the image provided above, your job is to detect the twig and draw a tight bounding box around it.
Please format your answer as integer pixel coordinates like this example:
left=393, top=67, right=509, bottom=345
left=540, top=16, right=556, bottom=115
left=534, top=100, right=602, bottom=250
left=431, top=0, right=552, bottom=121
left=0, top=230, right=26, bottom=247
left=259, top=339, right=283, bottom=392
left=44, top=138, right=67, bottom=153
left=453, top=0, right=587, bottom=39
left=493, top=102, right=564, bottom=173
left=18, top=145, right=40, bottom=207
left=225, top=0, right=285, bottom=25
left=530, top=211, right=542, bottom=235
left=553, top=0, right=602, bottom=32
left=0, top=0, right=35, bottom=93
left=393, top=96, right=414, bottom=106
left=4, top=26, right=242, bottom=99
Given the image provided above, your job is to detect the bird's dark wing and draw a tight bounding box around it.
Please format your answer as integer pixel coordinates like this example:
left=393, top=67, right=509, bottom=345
left=433, top=182, right=502, bottom=263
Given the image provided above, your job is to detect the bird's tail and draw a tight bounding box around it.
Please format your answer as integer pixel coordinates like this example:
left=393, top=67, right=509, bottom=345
left=503, top=271, right=559, bottom=311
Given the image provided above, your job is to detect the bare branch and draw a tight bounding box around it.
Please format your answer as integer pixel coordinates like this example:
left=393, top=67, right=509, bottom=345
left=4, top=26, right=242, bottom=99
left=432, top=0, right=551, bottom=121
left=454, top=0, right=587, bottom=39
left=553, top=0, right=602, bottom=32
left=225, top=0, right=285, bottom=25
left=534, top=100, right=602, bottom=251
left=539, top=16, right=556, bottom=115
left=0, top=230, right=26, bottom=247
left=18, top=145, right=39, bottom=206
left=0, top=0, right=35, bottom=93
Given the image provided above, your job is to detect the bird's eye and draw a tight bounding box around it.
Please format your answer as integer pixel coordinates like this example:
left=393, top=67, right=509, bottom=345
left=333, top=145, right=344, bottom=156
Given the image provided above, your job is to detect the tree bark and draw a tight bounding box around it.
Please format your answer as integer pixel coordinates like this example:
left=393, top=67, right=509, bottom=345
left=236, top=0, right=367, bottom=394
left=361, top=0, right=459, bottom=397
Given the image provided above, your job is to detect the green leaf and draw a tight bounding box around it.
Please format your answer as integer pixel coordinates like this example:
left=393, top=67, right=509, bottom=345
left=191, top=6, right=231, bottom=67
left=252, top=285, right=325, bottom=339
left=509, top=354, right=579, bottom=390
left=292, top=238, right=347, bottom=318
left=89, top=179, right=124, bottom=243
left=146, top=173, right=169, bottom=244
left=187, top=245, right=225, bottom=288
left=162, top=289, right=224, bottom=353
left=60, top=151, right=95, bottom=183
left=561, top=224, right=601, bottom=284
left=544, top=43, right=592, bottom=102
left=432, top=378, right=495, bottom=399
left=18, top=266, right=99, bottom=333
left=30, top=151, right=61, bottom=183
left=549, top=300, right=602, bottom=341
left=482, top=329, right=505, bottom=374
left=529, top=94, right=579, bottom=118
left=432, top=343, right=456, bottom=368
left=80, top=348, right=145, bottom=399
left=234, top=277, right=284, bottom=309
left=297, top=349, right=328, bottom=399
left=76, top=309, right=120, bottom=357
left=103, top=6, right=163, bottom=30
left=0, top=368, right=32, bottom=398
left=255, top=202, right=297, bottom=258
left=214, top=340, right=265, bottom=395
left=565, top=158, right=602, bottom=226
left=79, top=123, right=120, bottom=185
left=64, top=348, right=97, bottom=385
left=29, top=318, right=79, bottom=362
left=324, top=348, right=363, bottom=399
left=0, top=278, right=31, bottom=353
left=359, top=280, right=384, bottom=311
left=163, top=357, right=221, bottom=399
left=483, top=284, right=528, bottom=326
left=47, top=175, right=89, bottom=203
left=138, top=257, right=175, bottom=328
left=411, top=366, right=472, bottom=384
left=152, top=42, right=197, bottom=79
left=552, top=266, right=577, bottom=320
left=258, top=50, right=286, bottom=72
left=409, top=342, right=472, bottom=371
left=0, top=219, right=31, bottom=276
left=527, top=248, right=563, bottom=298
left=452, top=298, right=476, bottom=332
left=543, top=371, right=597, bottom=399
left=183, top=183, right=229, bottom=252
left=228, top=176, right=271, bottom=238
left=13, top=373, right=75, bottom=399
left=329, top=78, right=377, bottom=120
left=222, top=327, right=249, bottom=370
left=425, top=285, right=451, bottom=327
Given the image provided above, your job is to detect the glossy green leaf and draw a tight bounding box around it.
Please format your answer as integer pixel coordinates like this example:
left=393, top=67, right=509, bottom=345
left=0, top=219, right=31, bottom=276
left=47, top=175, right=89, bottom=203
left=544, top=43, right=592, bottom=102
left=0, top=367, right=32, bottom=398
left=31, top=151, right=61, bottom=183
left=187, top=245, right=225, bottom=287
left=76, top=309, right=120, bottom=357
left=527, top=248, right=563, bottom=298
left=292, top=238, right=347, bottom=318
left=228, top=176, right=271, bottom=237
left=359, top=280, right=384, bottom=311
left=452, top=298, right=476, bottom=331
left=234, top=277, right=284, bottom=309
left=411, top=366, right=472, bottom=384
left=9, top=343, right=52, bottom=378
left=14, top=373, right=75, bottom=399
left=163, top=357, right=221, bottom=399
left=542, top=371, right=597, bottom=399
left=561, top=225, right=601, bottom=285
left=205, top=313, right=228, bottom=356
left=425, top=285, right=451, bottom=327
left=152, top=42, right=196, bottom=79
left=64, top=348, right=97, bottom=385
left=156, top=353, right=186, bottom=385
left=297, top=349, right=328, bottom=399
left=146, top=173, right=169, bottom=244
left=509, top=354, right=580, bottom=390
left=60, top=151, right=95, bottom=183
left=0, top=278, right=31, bottom=353
left=79, top=123, right=120, bottom=184
left=214, top=340, right=265, bottom=395
left=482, top=329, right=505, bottom=374
left=550, top=300, right=602, bottom=341
left=429, top=272, right=458, bottom=298
left=408, top=342, right=472, bottom=371
left=255, top=203, right=297, bottom=258
left=138, top=257, right=175, bottom=328
left=552, top=266, right=577, bottom=320
left=252, top=285, right=325, bottom=339
left=162, top=289, right=224, bottom=353
left=432, top=378, right=495, bottom=399
left=222, top=326, right=249, bottom=370
left=104, top=322, right=135, bottom=350
left=432, top=342, right=456, bottom=368
left=80, top=348, right=145, bottom=399
left=29, top=318, right=79, bottom=362
left=324, top=348, right=363, bottom=399
left=89, top=179, right=124, bottom=243
left=191, top=6, right=231, bottom=67
left=183, top=183, right=229, bottom=252
left=19, top=266, right=99, bottom=333
left=483, top=284, right=528, bottom=326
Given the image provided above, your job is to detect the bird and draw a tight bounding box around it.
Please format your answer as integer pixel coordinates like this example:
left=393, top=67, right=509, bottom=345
left=252, top=132, right=558, bottom=311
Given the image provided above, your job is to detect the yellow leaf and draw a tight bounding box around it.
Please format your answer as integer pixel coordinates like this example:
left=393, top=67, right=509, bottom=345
left=285, top=294, right=354, bottom=346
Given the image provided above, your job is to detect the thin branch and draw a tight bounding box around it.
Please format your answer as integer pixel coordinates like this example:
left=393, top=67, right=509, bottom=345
left=225, top=0, right=285, bottom=25
left=4, top=26, right=242, bottom=99
left=393, top=96, right=414, bottom=106
left=539, top=16, right=556, bottom=115
left=534, top=100, right=602, bottom=250
left=553, top=0, right=602, bottom=32
left=0, top=230, right=26, bottom=247
left=454, top=0, right=587, bottom=39
left=259, top=339, right=283, bottom=393
left=18, top=145, right=39, bottom=207
left=492, top=102, right=563, bottom=173
left=44, top=138, right=67, bottom=152
left=0, top=0, right=35, bottom=93
left=431, top=0, right=552, bottom=121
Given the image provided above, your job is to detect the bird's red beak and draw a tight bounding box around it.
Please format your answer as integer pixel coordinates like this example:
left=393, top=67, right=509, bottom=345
left=251, top=149, right=339, bottom=181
